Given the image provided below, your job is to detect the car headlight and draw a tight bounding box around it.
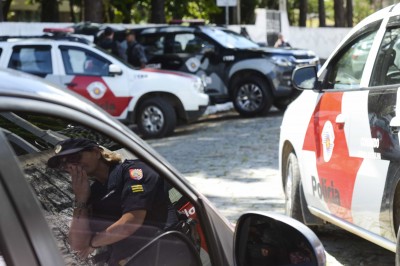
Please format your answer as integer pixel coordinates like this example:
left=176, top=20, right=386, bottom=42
left=193, top=77, right=205, bottom=93
left=271, top=56, right=294, bottom=67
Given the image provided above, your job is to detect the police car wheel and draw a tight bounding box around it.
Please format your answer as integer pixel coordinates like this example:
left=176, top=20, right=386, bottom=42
left=232, top=76, right=272, bottom=117
left=284, top=152, right=304, bottom=222
left=136, top=98, right=177, bottom=139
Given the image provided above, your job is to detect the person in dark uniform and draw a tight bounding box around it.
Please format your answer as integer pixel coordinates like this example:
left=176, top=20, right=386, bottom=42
left=126, top=30, right=148, bottom=69
left=47, top=138, right=175, bottom=265
left=97, top=27, right=120, bottom=57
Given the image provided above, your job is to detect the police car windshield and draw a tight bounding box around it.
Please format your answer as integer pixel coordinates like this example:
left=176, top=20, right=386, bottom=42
left=94, top=44, right=134, bottom=69
left=202, top=27, right=259, bottom=49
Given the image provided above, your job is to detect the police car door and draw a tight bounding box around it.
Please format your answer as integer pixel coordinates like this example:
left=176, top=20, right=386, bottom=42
left=303, top=20, right=382, bottom=224
left=58, top=45, right=132, bottom=120
left=353, top=16, right=400, bottom=240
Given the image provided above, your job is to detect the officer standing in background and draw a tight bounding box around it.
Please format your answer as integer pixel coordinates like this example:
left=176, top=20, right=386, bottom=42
left=126, top=30, right=148, bottom=69
left=97, top=27, right=120, bottom=57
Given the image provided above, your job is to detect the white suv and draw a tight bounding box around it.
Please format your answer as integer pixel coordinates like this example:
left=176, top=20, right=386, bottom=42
left=0, top=34, right=209, bottom=138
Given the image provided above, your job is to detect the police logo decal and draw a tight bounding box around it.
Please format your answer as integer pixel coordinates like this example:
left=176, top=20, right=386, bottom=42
left=87, top=81, right=107, bottom=99
left=129, top=168, right=143, bottom=180
left=321, top=120, right=335, bottom=162
left=185, top=57, right=201, bottom=72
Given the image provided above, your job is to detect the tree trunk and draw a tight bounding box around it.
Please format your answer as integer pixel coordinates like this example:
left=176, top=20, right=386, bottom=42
left=299, top=0, right=307, bottom=27
left=150, top=0, right=165, bottom=23
left=3, top=0, right=13, bottom=21
left=69, top=0, right=75, bottom=22
left=84, top=0, right=104, bottom=23
left=0, top=0, right=4, bottom=22
left=318, top=0, right=326, bottom=27
left=346, top=0, right=353, bottom=27
left=334, top=0, right=345, bottom=27
left=41, top=0, right=60, bottom=22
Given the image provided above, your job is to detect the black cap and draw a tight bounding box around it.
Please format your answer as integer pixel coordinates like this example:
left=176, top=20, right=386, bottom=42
left=47, top=138, right=99, bottom=168
left=104, top=27, right=114, bottom=36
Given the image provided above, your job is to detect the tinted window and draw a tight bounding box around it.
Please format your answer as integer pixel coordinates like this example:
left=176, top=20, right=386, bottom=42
left=0, top=111, right=210, bottom=265
left=140, top=34, right=165, bottom=57
left=175, top=33, right=215, bottom=54
left=60, top=46, right=110, bottom=76
left=202, top=27, right=258, bottom=49
left=325, top=31, right=376, bottom=90
left=8, top=46, right=53, bottom=76
left=370, top=27, right=400, bottom=86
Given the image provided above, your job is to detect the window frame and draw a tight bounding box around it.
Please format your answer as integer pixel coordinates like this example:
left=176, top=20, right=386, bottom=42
left=320, top=19, right=383, bottom=91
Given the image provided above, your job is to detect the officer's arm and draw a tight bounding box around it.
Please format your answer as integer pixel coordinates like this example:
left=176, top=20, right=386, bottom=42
left=89, top=209, right=147, bottom=248
left=69, top=206, right=92, bottom=251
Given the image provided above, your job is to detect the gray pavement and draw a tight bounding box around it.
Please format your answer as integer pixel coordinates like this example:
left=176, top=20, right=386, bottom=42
left=146, top=106, right=395, bottom=266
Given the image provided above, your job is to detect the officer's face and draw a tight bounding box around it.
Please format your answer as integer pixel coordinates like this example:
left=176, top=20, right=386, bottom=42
left=59, top=148, right=101, bottom=175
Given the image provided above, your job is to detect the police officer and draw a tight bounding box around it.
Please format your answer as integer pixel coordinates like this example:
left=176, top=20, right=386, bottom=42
left=47, top=138, right=174, bottom=265
left=126, top=30, right=148, bottom=69
left=97, top=27, right=120, bottom=57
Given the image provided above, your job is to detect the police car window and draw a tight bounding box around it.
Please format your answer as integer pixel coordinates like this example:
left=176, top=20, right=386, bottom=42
left=176, top=34, right=215, bottom=54
left=370, top=27, right=400, bottom=86
left=325, top=31, right=376, bottom=90
left=8, top=46, right=52, bottom=76
left=60, top=46, right=110, bottom=76
left=0, top=112, right=211, bottom=266
left=140, top=34, right=165, bottom=57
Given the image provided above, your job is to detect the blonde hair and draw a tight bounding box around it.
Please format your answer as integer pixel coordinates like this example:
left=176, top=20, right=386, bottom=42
left=99, top=146, right=123, bottom=164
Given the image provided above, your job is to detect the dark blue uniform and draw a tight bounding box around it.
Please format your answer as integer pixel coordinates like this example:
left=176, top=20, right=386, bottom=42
left=88, top=159, right=170, bottom=265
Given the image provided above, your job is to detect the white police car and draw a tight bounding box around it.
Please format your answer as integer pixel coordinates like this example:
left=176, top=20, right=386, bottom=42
left=279, top=3, right=400, bottom=260
left=0, top=31, right=209, bottom=139
left=0, top=67, right=326, bottom=265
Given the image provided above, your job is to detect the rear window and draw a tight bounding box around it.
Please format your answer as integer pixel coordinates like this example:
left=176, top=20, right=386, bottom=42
left=8, top=45, right=53, bottom=76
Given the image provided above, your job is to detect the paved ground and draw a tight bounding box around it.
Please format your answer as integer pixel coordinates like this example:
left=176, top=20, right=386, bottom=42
left=146, top=106, right=396, bottom=266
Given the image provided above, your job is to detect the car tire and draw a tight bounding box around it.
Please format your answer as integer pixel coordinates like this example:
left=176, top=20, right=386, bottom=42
left=137, top=98, right=177, bottom=139
left=274, top=100, right=290, bottom=112
left=285, top=152, right=304, bottom=222
left=397, top=226, right=400, bottom=266
left=232, top=75, right=272, bottom=117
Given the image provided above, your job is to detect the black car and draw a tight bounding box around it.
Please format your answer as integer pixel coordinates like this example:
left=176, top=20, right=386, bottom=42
left=0, top=67, right=326, bottom=265
left=133, top=25, right=320, bottom=116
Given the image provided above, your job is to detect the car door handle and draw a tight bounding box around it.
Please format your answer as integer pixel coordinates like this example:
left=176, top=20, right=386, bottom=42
left=335, top=114, right=345, bottom=124
left=65, top=82, right=77, bottom=87
left=390, top=116, right=400, bottom=133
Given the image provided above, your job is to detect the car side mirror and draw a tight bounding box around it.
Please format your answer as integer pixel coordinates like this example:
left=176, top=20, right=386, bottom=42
left=234, top=212, right=326, bottom=266
left=122, top=230, right=202, bottom=266
left=292, top=66, right=318, bottom=90
left=109, top=64, right=122, bottom=76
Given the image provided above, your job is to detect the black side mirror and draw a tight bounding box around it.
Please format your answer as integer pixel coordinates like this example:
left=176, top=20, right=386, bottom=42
left=292, top=66, right=318, bottom=90
left=234, top=212, right=326, bottom=266
left=123, top=230, right=202, bottom=266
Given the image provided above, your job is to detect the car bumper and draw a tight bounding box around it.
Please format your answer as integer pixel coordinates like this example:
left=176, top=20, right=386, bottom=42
left=186, top=105, right=208, bottom=122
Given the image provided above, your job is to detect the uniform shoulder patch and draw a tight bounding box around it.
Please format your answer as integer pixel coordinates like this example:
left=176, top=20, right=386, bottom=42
left=129, top=168, right=143, bottom=180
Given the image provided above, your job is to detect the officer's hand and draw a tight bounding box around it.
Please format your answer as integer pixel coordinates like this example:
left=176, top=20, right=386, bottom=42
left=77, top=246, right=95, bottom=260
left=68, top=164, right=90, bottom=203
